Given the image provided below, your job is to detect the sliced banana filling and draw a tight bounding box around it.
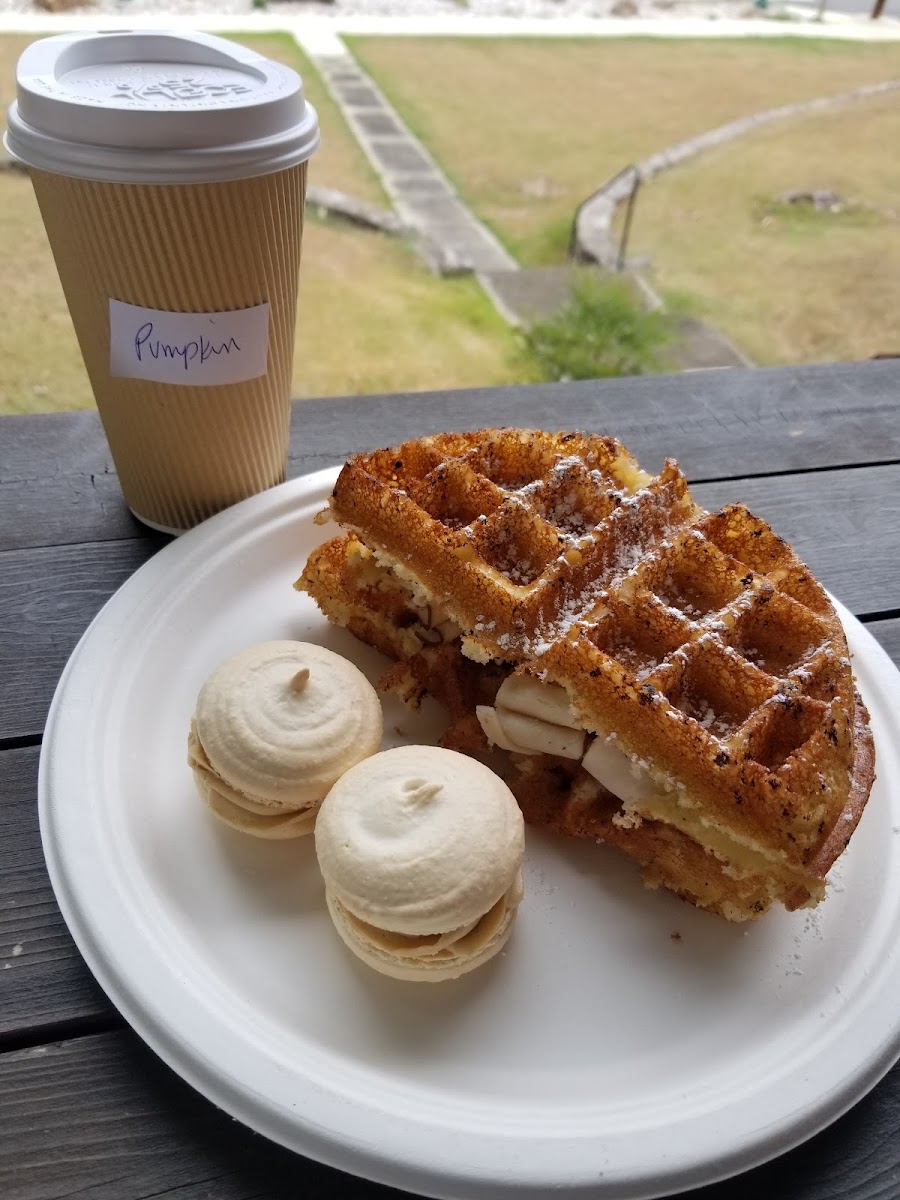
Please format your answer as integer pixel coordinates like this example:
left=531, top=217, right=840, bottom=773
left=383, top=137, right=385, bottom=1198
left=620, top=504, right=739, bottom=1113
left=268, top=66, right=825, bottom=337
left=476, top=675, right=585, bottom=759
left=477, top=677, right=797, bottom=881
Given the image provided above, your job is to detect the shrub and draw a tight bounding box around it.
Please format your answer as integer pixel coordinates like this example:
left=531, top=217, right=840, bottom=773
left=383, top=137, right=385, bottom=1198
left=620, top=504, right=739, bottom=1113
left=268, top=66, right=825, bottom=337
left=518, top=272, right=676, bottom=381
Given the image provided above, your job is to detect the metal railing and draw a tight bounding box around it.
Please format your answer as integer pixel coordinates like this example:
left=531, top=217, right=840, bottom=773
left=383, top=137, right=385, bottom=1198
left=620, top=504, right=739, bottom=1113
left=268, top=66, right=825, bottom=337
left=615, top=165, right=642, bottom=273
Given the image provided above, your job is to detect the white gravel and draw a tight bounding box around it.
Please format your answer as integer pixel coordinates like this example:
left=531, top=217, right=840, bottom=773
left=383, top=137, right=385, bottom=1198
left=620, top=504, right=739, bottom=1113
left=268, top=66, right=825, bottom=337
left=2, top=0, right=892, bottom=40
left=0, top=0, right=766, bottom=20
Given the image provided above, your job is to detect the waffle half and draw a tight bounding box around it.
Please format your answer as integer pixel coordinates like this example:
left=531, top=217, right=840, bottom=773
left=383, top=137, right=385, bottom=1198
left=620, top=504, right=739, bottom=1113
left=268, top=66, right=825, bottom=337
left=296, top=429, right=875, bottom=921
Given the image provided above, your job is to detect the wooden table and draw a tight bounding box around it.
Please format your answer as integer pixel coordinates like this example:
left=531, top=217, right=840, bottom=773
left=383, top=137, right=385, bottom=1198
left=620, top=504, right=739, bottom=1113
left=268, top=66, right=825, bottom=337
left=2, top=361, right=899, bottom=1200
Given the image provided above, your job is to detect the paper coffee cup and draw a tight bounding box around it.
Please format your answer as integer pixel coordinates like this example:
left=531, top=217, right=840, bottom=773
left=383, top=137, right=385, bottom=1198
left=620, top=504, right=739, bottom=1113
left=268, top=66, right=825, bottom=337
left=5, top=32, right=319, bottom=533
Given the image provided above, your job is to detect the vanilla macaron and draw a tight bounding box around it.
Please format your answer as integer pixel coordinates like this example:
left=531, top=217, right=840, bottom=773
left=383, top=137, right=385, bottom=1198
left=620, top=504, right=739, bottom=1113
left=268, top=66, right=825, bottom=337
left=188, top=641, right=382, bottom=838
left=315, top=745, right=525, bottom=981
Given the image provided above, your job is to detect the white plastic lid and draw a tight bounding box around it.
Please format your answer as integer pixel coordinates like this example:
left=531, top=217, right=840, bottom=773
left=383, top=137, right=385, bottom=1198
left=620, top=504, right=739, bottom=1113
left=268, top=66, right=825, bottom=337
left=4, top=30, right=319, bottom=184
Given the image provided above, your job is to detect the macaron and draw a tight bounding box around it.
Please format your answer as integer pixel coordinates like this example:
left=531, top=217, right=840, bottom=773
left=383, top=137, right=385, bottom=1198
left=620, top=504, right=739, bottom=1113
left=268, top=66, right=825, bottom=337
left=188, top=640, right=383, bottom=838
left=315, top=745, right=525, bottom=981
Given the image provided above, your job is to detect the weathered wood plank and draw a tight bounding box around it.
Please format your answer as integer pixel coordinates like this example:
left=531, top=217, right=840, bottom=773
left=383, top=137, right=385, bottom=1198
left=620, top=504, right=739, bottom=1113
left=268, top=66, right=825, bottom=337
left=0, top=747, right=114, bottom=1037
left=3, top=360, right=900, bottom=552
left=692, top=465, right=900, bottom=617
left=0, top=539, right=163, bottom=742
left=3, top=463, right=897, bottom=743
left=0, top=410, right=142, bottom=550
left=0, top=1030, right=406, bottom=1200
left=866, top=619, right=900, bottom=668
left=0, top=1028, right=897, bottom=1200
left=288, top=360, right=900, bottom=489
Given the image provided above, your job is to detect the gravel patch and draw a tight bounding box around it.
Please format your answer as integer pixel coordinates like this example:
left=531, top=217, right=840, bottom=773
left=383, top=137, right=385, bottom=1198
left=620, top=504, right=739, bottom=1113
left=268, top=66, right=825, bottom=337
left=0, top=0, right=759, bottom=21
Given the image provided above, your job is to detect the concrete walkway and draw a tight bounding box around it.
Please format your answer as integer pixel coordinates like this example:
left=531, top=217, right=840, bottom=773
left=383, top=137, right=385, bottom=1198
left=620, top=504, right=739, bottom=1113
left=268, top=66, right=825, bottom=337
left=298, top=29, right=752, bottom=366
left=305, top=41, right=517, bottom=276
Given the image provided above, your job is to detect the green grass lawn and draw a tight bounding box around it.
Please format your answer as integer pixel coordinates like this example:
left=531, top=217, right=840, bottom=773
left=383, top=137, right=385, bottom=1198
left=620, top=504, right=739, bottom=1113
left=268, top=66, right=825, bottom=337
left=624, top=89, right=900, bottom=366
left=349, top=36, right=900, bottom=265
left=0, top=32, right=519, bottom=415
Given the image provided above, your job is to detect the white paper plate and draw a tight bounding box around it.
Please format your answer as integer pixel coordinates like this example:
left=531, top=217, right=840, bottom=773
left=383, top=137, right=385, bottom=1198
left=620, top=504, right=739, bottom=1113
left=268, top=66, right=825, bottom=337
left=39, top=469, right=900, bottom=1200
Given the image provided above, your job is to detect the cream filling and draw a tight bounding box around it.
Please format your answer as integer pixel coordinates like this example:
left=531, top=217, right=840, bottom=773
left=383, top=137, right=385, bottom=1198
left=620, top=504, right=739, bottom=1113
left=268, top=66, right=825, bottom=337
left=478, top=686, right=803, bottom=883
left=189, top=725, right=317, bottom=838
left=200, top=781, right=318, bottom=838
left=371, top=549, right=457, bottom=628
left=477, top=705, right=585, bottom=759
left=496, top=674, right=582, bottom=729
left=336, top=873, right=524, bottom=963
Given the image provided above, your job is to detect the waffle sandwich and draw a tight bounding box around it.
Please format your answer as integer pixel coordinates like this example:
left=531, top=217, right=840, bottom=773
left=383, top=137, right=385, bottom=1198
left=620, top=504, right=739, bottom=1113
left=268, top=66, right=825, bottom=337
left=296, top=429, right=875, bottom=921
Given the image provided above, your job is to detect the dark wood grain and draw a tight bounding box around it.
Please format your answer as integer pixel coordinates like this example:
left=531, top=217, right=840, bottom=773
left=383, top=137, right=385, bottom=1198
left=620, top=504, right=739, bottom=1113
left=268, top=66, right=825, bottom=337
left=4, top=360, right=900, bottom=552
left=0, top=539, right=164, bottom=742
left=3, top=463, right=897, bottom=744
left=0, top=747, right=114, bottom=1038
left=287, top=360, right=900, bottom=490
left=0, top=1028, right=897, bottom=1200
left=0, top=410, right=142, bottom=550
left=692, top=465, right=900, bottom=617
left=867, top=618, right=900, bottom=666
left=0, top=1030, right=407, bottom=1200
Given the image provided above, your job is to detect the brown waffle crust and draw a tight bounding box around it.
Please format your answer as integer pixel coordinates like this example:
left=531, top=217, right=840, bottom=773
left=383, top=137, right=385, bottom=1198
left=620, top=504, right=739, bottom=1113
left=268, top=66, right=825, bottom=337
left=297, top=429, right=875, bottom=920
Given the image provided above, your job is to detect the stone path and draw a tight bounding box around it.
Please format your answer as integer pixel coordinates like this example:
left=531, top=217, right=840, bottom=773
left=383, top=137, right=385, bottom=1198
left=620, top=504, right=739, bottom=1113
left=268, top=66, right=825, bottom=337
left=305, top=41, right=517, bottom=276
left=479, top=266, right=586, bottom=326
left=299, top=33, right=750, bottom=368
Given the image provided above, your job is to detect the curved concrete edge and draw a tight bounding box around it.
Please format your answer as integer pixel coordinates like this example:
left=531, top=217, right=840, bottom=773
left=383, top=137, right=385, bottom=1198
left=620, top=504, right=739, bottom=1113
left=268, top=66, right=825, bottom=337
left=302, top=39, right=518, bottom=275
left=306, top=184, right=408, bottom=235
left=573, top=79, right=900, bottom=266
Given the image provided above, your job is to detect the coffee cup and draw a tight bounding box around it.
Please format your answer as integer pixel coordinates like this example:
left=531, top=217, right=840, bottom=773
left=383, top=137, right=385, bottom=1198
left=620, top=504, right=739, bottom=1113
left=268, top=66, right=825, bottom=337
left=5, top=31, right=319, bottom=533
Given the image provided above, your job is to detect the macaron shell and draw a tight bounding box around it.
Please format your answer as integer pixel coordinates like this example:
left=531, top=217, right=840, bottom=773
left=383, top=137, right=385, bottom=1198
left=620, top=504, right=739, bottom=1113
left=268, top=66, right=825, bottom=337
left=315, top=745, right=525, bottom=935
left=193, top=766, right=318, bottom=839
left=325, top=873, right=523, bottom=982
left=194, top=641, right=383, bottom=808
left=188, top=720, right=284, bottom=812
left=188, top=719, right=318, bottom=837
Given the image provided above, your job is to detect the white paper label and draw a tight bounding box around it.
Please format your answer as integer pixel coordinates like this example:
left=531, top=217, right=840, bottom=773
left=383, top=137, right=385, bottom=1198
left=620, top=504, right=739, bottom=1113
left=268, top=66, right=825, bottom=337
left=109, top=299, right=269, bottom=387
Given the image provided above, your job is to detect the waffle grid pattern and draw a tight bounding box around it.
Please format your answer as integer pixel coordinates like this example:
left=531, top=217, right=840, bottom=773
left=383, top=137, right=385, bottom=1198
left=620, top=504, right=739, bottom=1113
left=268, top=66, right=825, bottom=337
left=304, top=428, right=873, bottom=916
left=539, top=506, right=855, bottom=867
